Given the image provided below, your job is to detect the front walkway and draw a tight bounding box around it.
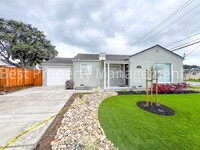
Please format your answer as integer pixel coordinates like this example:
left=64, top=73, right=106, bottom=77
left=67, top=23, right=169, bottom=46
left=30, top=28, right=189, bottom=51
left=0, top=86, right=74, bottom=150
left=187, top=82, right=200, bottom=86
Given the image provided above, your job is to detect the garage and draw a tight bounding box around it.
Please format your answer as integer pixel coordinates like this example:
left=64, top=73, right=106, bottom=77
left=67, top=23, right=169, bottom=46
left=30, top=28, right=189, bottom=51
left=42, top=57, right=73, bottom=86
left=47, top=67, right=71, bottom=86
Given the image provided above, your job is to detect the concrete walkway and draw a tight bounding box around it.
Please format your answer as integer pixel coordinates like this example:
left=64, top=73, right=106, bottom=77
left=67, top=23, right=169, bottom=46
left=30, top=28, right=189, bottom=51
left=0, top=87, right=74, bottom=150
left=187, top=82, right=200, bottom=86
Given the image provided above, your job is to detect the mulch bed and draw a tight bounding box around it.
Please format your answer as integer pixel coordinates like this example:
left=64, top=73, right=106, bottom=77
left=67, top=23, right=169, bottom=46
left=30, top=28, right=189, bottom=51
left=137, top=101, right=175, bottom=116
left=34, top=93, right=79, bottom=150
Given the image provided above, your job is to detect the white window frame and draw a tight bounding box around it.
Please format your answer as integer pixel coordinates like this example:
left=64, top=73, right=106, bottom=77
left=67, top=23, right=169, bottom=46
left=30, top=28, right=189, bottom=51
left=156, top=63, right=173, bottom=83
left=80, top=64, right=92, bottom=75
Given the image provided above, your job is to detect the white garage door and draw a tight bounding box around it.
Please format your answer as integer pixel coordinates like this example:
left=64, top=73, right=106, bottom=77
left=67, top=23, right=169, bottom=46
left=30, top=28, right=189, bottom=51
left=47, top=67, right=70, bottom=85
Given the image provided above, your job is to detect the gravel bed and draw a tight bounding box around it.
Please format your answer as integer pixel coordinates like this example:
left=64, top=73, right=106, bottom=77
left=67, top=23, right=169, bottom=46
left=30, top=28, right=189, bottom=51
left=51, top=90, right=118, bottom=150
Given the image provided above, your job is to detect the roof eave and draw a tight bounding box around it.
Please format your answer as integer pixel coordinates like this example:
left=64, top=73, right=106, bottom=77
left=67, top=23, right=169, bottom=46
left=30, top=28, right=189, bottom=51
left=129, top=45, right=184, bottom=60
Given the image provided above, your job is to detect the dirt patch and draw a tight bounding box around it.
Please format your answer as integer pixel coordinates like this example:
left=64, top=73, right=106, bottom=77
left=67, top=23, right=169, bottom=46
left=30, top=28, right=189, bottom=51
left=137, top=101, right=175, bottom=116
left=34, top=93, right=79, bottom=150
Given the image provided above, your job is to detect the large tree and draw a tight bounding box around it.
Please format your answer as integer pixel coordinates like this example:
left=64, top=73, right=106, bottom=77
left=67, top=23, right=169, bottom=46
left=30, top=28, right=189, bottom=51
left=0, top=18, right=58, bottom=68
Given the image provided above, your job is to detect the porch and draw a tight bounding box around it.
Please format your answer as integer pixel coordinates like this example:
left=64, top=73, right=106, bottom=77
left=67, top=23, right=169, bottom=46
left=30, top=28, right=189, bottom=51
left=103, top=61, right=130, bottom=90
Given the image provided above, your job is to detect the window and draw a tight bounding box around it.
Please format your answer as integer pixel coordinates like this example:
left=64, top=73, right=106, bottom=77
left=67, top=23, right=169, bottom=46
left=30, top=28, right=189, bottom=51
left=80, top=64, right=92, bottom=75
left=156, top=63, right=172, bottom=83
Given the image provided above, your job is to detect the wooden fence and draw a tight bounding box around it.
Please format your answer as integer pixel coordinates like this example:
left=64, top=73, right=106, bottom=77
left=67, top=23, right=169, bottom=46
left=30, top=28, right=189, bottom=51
left=0, top=66, right=42, bottom=92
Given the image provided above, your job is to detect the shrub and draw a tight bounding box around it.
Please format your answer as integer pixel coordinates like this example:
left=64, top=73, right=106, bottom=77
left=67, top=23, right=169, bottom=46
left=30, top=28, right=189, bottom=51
left=65, top=80, right=73, bottom=89
left=79, top=93, right=83, bottom=99
left=153, top=83, right=190, bottom=94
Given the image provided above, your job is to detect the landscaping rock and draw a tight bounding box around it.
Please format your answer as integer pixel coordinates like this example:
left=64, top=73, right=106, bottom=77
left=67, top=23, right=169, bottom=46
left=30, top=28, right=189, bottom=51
left=51, top=90, right=118, bottom=150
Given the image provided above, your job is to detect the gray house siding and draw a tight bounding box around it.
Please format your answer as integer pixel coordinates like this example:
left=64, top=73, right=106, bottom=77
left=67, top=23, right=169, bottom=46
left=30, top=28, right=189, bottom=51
left=41, top=45, right=184, bottom=89
left=129, top=46, right=183, bottom=89
left=73, top=61, right=103, bottom=89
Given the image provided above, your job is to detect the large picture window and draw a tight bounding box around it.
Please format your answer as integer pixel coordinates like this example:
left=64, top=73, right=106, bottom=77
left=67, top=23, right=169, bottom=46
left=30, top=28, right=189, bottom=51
left=80, top=64, right=92, bottom=75
left=156, top=63, right=172, bottom=83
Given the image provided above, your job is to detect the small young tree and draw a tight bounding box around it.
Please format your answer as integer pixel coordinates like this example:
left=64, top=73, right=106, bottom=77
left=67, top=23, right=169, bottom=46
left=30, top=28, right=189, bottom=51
left=149, top=64, right=161, bottom=106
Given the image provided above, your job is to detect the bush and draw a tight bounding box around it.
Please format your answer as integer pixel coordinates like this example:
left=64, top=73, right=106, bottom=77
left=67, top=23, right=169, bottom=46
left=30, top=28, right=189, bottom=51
left=79, top=93, right=83, bottom=99
left=65, top=80, right=73, bottom=89
left=153, top=83, right=190, bottom=94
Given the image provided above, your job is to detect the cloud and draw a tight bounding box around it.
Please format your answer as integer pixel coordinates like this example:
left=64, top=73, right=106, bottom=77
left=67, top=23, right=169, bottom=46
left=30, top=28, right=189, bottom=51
left=0, top=0, right=200, bottom=65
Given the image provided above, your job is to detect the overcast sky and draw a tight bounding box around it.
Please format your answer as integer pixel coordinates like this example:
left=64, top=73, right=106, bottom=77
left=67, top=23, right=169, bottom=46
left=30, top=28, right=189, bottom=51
left=1, top=0, right=200, bottom=65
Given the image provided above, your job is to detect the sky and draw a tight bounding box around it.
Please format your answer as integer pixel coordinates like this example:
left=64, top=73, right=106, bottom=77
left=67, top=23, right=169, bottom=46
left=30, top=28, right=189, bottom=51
left=0, top=0, right=200, bottom=65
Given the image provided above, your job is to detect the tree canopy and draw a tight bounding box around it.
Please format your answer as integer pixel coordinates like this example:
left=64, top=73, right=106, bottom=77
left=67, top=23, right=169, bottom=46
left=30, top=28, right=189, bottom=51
left=0, top=18, right=58, bottom=68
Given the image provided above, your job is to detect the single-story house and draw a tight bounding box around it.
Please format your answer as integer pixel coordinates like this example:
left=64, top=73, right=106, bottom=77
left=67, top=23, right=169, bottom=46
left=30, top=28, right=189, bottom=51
left=42, top=45, right=184, bottom=90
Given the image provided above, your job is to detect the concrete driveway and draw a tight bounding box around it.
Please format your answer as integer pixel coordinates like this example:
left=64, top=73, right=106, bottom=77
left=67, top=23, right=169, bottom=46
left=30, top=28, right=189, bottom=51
left=0, top=86, right=74, bottom=150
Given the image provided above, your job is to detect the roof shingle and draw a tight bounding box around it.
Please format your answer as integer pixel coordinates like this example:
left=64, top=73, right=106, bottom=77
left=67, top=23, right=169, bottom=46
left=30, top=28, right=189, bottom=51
left=44, top=57, right=73, bottom=64
left=73, top=54, right=129, bottom=61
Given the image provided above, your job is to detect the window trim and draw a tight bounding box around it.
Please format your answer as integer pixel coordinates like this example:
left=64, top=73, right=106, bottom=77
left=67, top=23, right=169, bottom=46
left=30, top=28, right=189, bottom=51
left=80, top=64, right=92, bottom=75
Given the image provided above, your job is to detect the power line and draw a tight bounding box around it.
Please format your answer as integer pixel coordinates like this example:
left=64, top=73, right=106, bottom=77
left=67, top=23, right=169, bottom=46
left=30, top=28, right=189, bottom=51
left=140, top=2, right=200, bottom=46
left=172, top=40, right=200, bottom=51
left=170, top=37, right=200, bottom=49
left=166, top=32, right=200, bottom=47
left=121, top=0, right=194, bottom=53
left=184, top=44, right=200, bottom=57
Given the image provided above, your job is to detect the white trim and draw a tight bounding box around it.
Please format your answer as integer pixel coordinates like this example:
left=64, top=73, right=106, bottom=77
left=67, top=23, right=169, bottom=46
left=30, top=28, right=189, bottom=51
left=80, top=63, right=92, bottom=76
left=156, top=63, right=173, bottom=84
left=104, top=62, right=106, bottom=89
left=105, top=60, right=130, bottom=64
left=106, top=86, right=131, bottom=91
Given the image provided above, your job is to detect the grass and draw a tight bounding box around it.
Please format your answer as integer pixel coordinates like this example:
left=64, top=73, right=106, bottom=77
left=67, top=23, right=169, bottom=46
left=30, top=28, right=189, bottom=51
left=187, top=79, right=200, bottom=82
left=98, top=94, right=200, bottom=150
left=188, top=86, right=200, bottom=91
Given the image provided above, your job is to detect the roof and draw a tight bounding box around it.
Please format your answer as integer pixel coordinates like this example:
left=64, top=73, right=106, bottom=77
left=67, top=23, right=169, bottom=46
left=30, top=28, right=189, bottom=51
left=43, top=45, right=183, bottom=64
left=129, top=45, right=184, bottom=59
left=44, top=57, right=73, bottom=64
left=73, top=54, right=129, bottom=61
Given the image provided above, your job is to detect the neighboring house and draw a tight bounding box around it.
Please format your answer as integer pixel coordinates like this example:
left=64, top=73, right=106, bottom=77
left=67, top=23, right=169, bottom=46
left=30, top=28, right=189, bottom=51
left=42, top=45, right=184, bottom=90
left=184, top=68, right=200, bottom=80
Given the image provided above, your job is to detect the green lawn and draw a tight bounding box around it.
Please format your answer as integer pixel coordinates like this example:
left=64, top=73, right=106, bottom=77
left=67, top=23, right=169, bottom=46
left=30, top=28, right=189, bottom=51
left=187, top=79, right=200, bottom=82
left=98, top=94, right=200, bottom=150
left=189, top=86, right=200, bottom=91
